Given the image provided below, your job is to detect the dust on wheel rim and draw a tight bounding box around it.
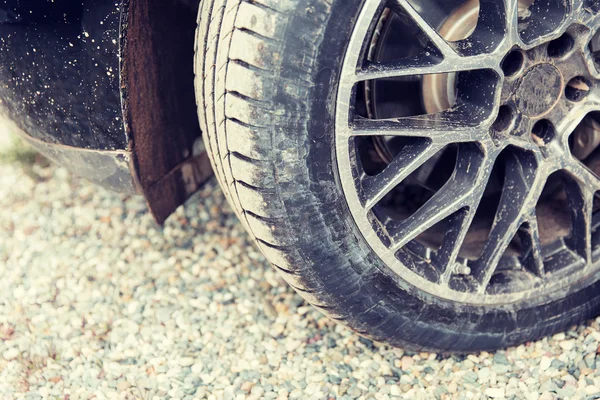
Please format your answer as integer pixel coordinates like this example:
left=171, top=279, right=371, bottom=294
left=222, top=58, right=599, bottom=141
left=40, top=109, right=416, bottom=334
left=335, top=0, right=600, bottom=305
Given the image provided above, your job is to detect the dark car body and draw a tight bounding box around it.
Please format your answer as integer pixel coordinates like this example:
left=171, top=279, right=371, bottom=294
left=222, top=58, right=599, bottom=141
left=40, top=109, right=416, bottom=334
left=0, top=0, right=212, bottom=222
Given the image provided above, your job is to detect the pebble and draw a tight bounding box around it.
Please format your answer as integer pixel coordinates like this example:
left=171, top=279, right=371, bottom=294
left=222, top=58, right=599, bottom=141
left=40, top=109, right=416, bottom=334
left=463, top=371, right=479, bottom=384
left=540, top=356, right=553, bottom=371
left=338, top=379, right=350, bottom=396
left=493, top=353, right=510, bottom=365
left=539, top=392, right=553, bottom=400
left=401, top=356, right=414, bottom=369
left=179, top=357, right=195, bottom=367
left=559, top=340, right=575, bottom=351
left=448, top=382, right=458, bottom=393
left=191, top=362, right=204, bottom=374
left=485, top=387, right=505, bottom=398
left=586, top=385, right=600, bottom=395
left=3, top=347, right=19, bottom=361
left=3, top=134, right=600, bottom=398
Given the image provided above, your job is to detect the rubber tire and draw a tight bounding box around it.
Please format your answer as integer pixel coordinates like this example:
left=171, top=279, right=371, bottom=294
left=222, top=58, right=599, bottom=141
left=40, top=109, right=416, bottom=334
left=194, top=0, right=600, bottom=351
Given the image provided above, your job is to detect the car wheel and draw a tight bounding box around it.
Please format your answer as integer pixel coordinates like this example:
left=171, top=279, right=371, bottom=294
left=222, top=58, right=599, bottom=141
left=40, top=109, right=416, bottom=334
left=194, top=0, right=600, bottom=351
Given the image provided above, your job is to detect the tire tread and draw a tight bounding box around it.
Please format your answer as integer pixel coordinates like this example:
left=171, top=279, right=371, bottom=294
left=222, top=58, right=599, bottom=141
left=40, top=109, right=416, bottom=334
left=195, top=0, right=337, bottom=314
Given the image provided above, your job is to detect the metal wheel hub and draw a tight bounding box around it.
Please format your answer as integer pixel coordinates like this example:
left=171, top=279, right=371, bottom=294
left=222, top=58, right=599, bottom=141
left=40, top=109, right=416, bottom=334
left=493, top=24, right=599, bottom=150
left=336, top=0, right=600, bottom=305
left=514, top=63, right=563, bottom=118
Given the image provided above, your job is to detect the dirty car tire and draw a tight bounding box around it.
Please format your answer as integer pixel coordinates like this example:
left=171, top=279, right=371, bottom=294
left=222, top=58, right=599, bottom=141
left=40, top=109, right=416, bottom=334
left=194, top=0, right=600, bottom=351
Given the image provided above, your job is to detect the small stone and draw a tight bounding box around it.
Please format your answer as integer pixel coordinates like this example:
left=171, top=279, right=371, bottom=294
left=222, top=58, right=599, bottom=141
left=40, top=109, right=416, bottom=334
left=467, top=354, right=480, bottom=363
left=2, top=347, right=19, bottom=361
left=276, top=389, right=289, bottom=400
left=270, top=323, right=285, bottom=337
left=559, top=340, right=575, bottom=351
left=286, top=340, right=301, bottom=352
left=338, top=379, right=350, bottom=396
left=191, top=362, right=203, bottom=374
left=401, top=356, right=414, bottom=370
left=493, top=353, right=510, bottom=365
left=330, top=351, right=343, bottom=362
left=262, top=298, right=277, bottom=318
left=553, top=379, right=565, bottom=389
left=557, top=385, right=577, bottom=398
left=478, top=367, right=491, bottom=379
left=448, top=382, right=458, bottom=394
left=179, top=357, right=194, bottom=367
left=297, top=306, right=311, bottom=315
left=223, top=387, right=235, bottom=400
left=585, top=385, right=600, bottom=395
left=540, top=356, right=552, bottom=371
left=241, top=381, right=255, bottom=392
left=538, top=391, right=553, bottom=400
left=390, top=385, right=401, bottom=396
left=359, top=337, right=374, bottom=349
left=539, top=380, right=558, bottom=393
left=484, top=388, right=505, bottom=398
left=251, top=385, right=265, bottom=398
left=348, top=386, right=362, bottom=397
left=463, top=371, right=478, bottom=384
left=586, top=356, right=596, bottom=369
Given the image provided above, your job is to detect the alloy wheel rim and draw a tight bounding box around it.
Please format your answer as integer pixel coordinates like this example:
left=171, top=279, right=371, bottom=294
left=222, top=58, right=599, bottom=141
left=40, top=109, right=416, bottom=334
left=335, top=0, right=600, bottom=305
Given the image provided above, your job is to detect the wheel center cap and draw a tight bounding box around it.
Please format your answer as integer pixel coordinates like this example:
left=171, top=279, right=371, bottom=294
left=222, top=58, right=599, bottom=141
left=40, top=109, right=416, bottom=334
left=515, top=63, right=564, bottom=118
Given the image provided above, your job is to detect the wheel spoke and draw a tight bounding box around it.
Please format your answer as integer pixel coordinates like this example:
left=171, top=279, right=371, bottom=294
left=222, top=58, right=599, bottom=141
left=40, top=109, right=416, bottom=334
left=388, top=143, right=488, bottom=251
left=435, top=152, right=499, bottom=282
left=436, top=194, right=490, bottom=283
left=587, top=7, right=600, bottom=31
left=568, top=0, right=587, bottom=24
left=471, top=150, right=542, bottom=291
left=556, top=99, right=600, bottom=148
left=564, top=181, right=594, bottom=262
left=517, top=216, right=545, bottom=276
left=361, top=140, right=444, bottom=209
left=563, top=159, right=600, bottom=262
left=587, top=86, right=600, bottom=108
left=356, top=55, right=491, bottom=81
left=435, top=208, right=473, bottom=283
left=564, top=157, right=600, bottom=193
left=503, top=0, right=521, bottom=45
left=357, top=57, right=447, bottom=82
left=350, top=107, right=490, bottom=144
left=388, top=0, right=458, bottom=58
left=572, top=0, right=585, bottom=12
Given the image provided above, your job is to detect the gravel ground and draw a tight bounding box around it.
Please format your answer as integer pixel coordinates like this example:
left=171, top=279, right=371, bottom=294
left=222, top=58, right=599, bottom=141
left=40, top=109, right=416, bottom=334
left=3, top=136, right=600, bottom=400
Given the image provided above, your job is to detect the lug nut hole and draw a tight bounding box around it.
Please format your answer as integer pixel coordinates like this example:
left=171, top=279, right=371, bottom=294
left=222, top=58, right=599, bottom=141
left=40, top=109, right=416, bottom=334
left=565, top=76, right=591, bottom=102
left=547, top=33, right=575, bottom=58
left=493, top=105, right=514, bottom=132
left=501, top=50, right=524, bottom=77
left=532, top=119, right=555, bottom=145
